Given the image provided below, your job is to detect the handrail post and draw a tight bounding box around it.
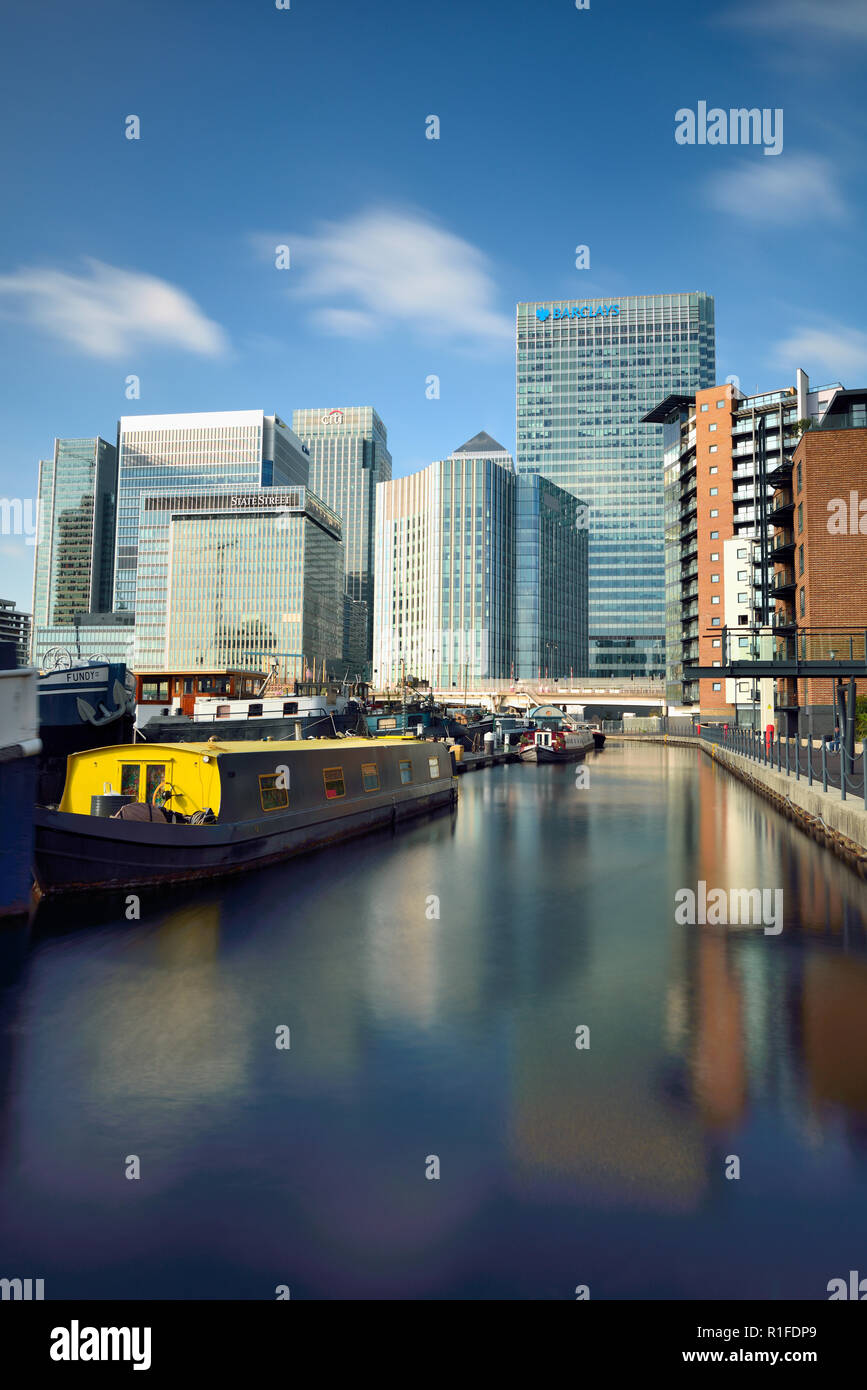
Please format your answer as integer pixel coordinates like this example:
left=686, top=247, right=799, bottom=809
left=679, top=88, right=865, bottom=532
left=807, top=715, right=812, bottom=786
left=822, top=737, right=828, bottom=793
left=785, top=734, right=789, bottom=776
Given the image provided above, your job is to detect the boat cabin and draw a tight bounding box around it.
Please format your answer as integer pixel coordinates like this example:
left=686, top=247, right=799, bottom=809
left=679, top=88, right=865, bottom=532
left=59, top=736, right=454, bottom=824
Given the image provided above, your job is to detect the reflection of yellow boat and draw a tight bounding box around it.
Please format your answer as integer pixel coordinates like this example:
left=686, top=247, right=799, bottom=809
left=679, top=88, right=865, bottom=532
left=34, top=737, right=456, bottom=896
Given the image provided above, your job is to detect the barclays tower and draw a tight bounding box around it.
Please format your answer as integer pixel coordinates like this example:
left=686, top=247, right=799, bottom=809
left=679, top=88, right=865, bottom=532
left=516, top=293, right=715, bottom=679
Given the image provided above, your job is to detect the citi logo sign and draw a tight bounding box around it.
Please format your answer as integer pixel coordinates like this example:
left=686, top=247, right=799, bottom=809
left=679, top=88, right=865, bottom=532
left=320, top=408, right=344, bottom=425
left=536, top=304, right=619, bottom=322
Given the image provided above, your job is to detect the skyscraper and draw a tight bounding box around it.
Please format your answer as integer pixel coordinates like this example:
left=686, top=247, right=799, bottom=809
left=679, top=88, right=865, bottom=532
left=32, top=437, right=117, bottom=629
left=516, top=293, right=715, bottom=678
left=114, top=410, right=309, bottom=617
left=291, top=407, right=392, bottom=661
left=373, top=432, right=587, bottom=689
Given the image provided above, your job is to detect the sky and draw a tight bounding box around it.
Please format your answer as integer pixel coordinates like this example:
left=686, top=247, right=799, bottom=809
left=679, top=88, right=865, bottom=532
left=1, top=0, right=866, bottom=610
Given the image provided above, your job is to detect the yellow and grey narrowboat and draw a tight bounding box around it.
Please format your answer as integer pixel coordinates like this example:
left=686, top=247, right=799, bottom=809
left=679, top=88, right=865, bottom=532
left=33, top=736, right=457, bottom=895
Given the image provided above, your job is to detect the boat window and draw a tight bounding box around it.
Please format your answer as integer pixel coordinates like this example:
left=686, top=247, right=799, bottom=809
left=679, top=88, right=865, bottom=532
left=247, top=703, right=263, bottom=718
left=282, top=702, right=298, bottom=715
left=259, top=772, right=289, bottom=812
left=399, top=760, right=413, bottom=785
left=361, top=762, right=380, bottom=792
left=145, top=765, right=167, bottom=803
left=120, top=764, right=140, bottom=798
left=215, top=704, right=231, bottom=719
left=323, top=767, right=345, bottom=799
left=140, top=681, right=168, bottom=701
left=428, top=756, right=440, bottom=780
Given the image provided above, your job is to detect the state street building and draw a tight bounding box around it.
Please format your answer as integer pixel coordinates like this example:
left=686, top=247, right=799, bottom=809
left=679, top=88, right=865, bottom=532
left=516, top=293, right=715, bottom=679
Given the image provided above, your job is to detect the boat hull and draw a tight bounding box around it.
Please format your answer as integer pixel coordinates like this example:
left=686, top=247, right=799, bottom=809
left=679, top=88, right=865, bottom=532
left=519, top=736, right=594, bottom=763
left=34, top=781, right=456, bottom=895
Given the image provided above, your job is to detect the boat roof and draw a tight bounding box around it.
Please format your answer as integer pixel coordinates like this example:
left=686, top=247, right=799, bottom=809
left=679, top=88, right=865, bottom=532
left=77, top=736, right=423, bottom=758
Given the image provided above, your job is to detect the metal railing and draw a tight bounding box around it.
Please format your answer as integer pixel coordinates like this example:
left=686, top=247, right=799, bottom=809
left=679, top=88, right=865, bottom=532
left=605, top=719, right=867, bottom=808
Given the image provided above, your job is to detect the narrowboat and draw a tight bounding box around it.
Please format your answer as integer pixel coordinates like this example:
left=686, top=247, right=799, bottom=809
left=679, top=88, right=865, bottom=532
left=518, top=728, right=595, bottom=763
left=33, top=736, right=457, bottom=896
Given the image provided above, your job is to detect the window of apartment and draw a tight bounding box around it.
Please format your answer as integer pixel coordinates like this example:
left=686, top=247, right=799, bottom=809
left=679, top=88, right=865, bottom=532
left=738, top=681, right=751, bottom=692
left=361, top=762, right=380, bottom=792
left=800, top=587, right=806, bottom=616
left=710, top=509, right=719, bottom=517
left=710, top=531, right=719, bottom=539
left=798, top=545, right=804, bottom=575
left=712, top=639, right=721, bottom=648
left=796, top=461, right=802, bottom=493
left=797, top=501, right=803, bottom=533
left=710, top=487, right=718, bottom=496
left=712, top=617, right=721, bottom=626
left=716, top=399, right=725, bottom=408
left=709, top=466, right=718, bottom=474
left=399, top=759, right=413, bottom=785
left=700, top=403, right=709, bottom=412
left=711, top=574, right=720, bottom=582
left=709, top=445, right=718, bottom=453
left=712, top=682, right=721, bottom=690
left=323, top=767, right=346, bottom=799
left=713, top=661, right=721, bottom=667
left=711, top=595, right=720, bottom=604
left=710, top=552, right=719, bottom=561
left=737, top=570, right=748, bottom=580
left=259, top=773, right=289, bottom=813
left=737, top=547, right=747, bottom=557
left=738, top=592, right=749, bottom=603
left=709, top=423, right=717, bottom=431
left=739, top=637, right=750, bottom=648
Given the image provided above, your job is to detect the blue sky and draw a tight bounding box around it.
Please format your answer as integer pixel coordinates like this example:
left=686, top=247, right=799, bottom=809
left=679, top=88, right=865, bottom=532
left=1, top=0, right=866, bottom=609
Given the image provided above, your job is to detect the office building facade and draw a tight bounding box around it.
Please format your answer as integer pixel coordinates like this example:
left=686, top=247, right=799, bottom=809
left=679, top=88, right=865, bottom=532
left=135, top=486, right=344, bottom=677
left=0, top=598, right=32, bottom=667
left=114, top=410, right=309, bottom=618
left=373, top=432, right=587, bottom=689
left=291, top=407, right=392, bottom=663
left=514, top=473, right=588, bottom=681
left=516, top=292, right=715, bottom=679
left=32, top=437, right=117, bottom=630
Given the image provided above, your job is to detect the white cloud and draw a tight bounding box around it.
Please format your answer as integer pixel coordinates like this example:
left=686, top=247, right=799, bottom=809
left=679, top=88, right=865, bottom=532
left=705, top=155, right=846, bottom=223
left=773, top=326, right=867, bottom=379
left=0, top=258, right=228, bottom=360
left=728, top=0, right=867, bottom=41
left=287, top=208, right=513, bottom=348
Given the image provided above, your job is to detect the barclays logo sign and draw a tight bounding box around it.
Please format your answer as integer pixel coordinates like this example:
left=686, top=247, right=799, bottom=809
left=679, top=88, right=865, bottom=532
left=536, top=304, right=619, bottom=321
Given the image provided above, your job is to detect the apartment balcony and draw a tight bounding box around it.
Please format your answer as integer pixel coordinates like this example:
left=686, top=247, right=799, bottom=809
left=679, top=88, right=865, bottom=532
left=771, top=529, right=795, bottom=556
left=768, top=489, right=794, bottom=523
left=772, top=568, right=796, bottom=596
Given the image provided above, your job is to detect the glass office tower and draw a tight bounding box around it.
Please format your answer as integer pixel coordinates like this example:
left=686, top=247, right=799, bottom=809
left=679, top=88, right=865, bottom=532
left=32, top=437, right=117, bottom=630
left=114, top=410, right=309, bottom=616
left=291, top=407, right=392, bottom=660
left=516, top=293, right=715, bottom=678
left=136, top=486, right=344, bottom=675
left=514, top=473, right=588, bottom=681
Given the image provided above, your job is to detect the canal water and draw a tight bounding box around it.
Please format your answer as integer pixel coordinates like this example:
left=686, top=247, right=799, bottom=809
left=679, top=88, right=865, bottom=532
left=2, top=742, right=867, bottom=1300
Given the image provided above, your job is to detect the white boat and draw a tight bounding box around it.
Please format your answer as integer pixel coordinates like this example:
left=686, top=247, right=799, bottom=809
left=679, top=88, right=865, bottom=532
left=518, top=728, right=595, bottom=763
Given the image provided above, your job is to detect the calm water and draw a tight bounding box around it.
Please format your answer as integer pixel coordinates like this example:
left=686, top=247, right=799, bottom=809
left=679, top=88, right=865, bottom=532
left=3, top=742, right=867, bottom=1300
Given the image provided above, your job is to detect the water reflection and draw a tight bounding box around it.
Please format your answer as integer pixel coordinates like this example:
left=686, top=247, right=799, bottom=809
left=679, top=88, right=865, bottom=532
left=1, top=744, right=867, bottom=1298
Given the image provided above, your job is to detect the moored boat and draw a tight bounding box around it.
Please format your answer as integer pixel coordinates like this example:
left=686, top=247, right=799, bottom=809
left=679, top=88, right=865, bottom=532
left=33, top=735, right=457, bottom=896
left=518, top=728, right=594, bottom=763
